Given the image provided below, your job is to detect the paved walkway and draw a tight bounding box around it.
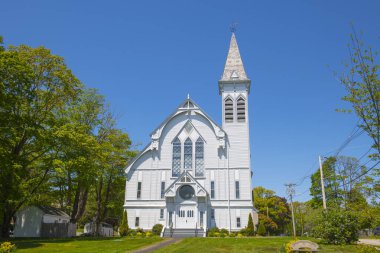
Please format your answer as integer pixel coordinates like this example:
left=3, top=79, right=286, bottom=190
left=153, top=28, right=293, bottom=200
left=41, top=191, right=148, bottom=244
left=131, top=238, right=182, bottom=253
left=358, top=239, right=380, bottom=246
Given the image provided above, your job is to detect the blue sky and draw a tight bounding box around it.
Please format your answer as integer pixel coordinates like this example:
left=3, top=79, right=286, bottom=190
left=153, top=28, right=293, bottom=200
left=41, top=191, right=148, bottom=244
left=1, top=0, right=379, bottom=201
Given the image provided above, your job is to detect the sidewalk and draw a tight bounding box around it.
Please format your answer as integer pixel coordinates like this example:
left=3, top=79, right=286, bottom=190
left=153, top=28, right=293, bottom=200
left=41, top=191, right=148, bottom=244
left=358, top=239, right=380, bottom=246
left=131, top=238, right=182, bottom=253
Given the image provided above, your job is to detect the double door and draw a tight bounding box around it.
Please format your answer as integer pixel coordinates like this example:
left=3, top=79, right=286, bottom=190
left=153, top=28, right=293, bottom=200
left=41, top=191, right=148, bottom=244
left=176, top=205, right=196, bottom=228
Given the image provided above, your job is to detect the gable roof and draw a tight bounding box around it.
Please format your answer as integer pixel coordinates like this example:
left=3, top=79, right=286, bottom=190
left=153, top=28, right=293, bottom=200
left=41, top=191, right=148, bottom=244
left=164, top=170, right=208, bottom=198
left=125, top=97, right=226, bottom=175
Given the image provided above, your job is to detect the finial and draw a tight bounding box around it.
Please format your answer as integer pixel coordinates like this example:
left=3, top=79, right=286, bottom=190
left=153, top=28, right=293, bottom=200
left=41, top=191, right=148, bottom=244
left=187, top=93, right=190, bottom=99
left=229, top=22, right=239, bottom=33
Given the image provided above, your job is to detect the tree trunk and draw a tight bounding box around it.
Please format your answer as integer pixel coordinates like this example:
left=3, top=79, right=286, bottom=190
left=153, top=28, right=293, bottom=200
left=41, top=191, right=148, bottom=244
left=95, top=176, right=103, bottom=236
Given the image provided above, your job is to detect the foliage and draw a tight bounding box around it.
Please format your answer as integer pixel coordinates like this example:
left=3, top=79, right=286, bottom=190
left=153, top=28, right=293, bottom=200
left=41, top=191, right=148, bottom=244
left=253, top=186, right=291, bottom=235
left=207, top=227, right=219, bottom=237
left=119, top=211, right=129, bottom=237
left=257, top=221, right=266, bottom=236
left=285, top=240, right=298, bottom=253
left=245, top=213, right=255, bottom=236
left=313, top=209, right=359, bottom=244
left=0, top=242, right=16, bottom=253
left=339, top=29, right=380, bottom=161
left=219, top=228, right=229, bottom=236
left=0, top=43, right=82, bottom=237
left=152, top=224, right=163, bottom=236
left=0, top=40, right=134, bottom=238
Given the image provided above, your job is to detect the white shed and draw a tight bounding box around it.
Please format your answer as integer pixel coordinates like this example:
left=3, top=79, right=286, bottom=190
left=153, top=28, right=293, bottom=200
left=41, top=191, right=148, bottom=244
left=84, top=222, right=114, bottom=237
left=13, top=205, right=74, bottom=237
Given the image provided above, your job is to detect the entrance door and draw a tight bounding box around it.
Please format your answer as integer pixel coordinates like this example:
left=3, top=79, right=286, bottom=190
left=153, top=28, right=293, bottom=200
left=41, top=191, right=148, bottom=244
left=176, top=206, right=196, bottom=228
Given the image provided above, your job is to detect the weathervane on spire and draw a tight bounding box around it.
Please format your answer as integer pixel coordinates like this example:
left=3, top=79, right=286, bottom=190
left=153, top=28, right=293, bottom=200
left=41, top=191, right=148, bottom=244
left=229, top=22, right=239, bottom=33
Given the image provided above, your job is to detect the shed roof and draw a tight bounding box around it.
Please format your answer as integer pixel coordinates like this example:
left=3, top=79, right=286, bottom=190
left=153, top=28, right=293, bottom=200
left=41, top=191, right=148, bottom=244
left=37, top=206, right=70, bottom=217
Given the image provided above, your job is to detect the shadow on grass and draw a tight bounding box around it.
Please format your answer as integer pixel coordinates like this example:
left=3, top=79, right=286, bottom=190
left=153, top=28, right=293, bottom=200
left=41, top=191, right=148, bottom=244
left=5, top=236, right=126, bottom=250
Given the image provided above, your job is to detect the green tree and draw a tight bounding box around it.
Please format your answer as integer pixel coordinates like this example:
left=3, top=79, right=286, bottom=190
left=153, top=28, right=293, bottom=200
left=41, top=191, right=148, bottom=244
left=340, top=29, right=380, bottom=161
left=0, top=44, right=82, bottom=237
left=119, top=210, right=129, bottom=236
left=245, top=213, right=255, bottom=236
left=257, top=221, right=266, bottom=236
left=313, top=209, right=359, bottom=244
left=253, top=186, right=291, bottom=235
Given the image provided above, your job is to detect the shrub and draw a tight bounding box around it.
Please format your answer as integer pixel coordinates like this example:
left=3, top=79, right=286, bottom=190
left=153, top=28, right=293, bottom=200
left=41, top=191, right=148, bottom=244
left=313, top=209, right=359, bottom=244
left=119, top=210, right=129, bottom=237
left=237, top=233, right=243, bottom=238
left=257, top=221, right=266, bottom=236
left=208, top=227, right=220, bottom=233
left=229, top=232, right=236, bottom=237
left=220, top=228, right=229, bottom=235
left=0, top=242, right=16, bottom=253
left=207, top=227, right=220, bottom=237
left=136, top=227, right=144, bottom=234
left=136, top=232, right=143, bottom=236
left=246, top=213, right=255, bottom=236
left=128, top=229, right=136, bottom=236
left=146, top=231, right=152, bottom=237
left=152, top=224, right=163, bottom=236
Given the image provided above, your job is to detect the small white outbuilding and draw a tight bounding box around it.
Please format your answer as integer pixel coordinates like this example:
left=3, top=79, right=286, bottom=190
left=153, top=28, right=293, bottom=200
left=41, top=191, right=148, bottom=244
left=13, top=205, right=75, bottom=237
left=84, top=222, right=113, bottom=237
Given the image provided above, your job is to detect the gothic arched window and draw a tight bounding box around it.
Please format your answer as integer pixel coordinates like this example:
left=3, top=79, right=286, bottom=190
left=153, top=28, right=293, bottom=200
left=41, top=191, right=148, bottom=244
left=184, top=138, right=192, bottom=170
left=195, top=138, right=204, bottom=177
left=225, top=97, right=234, bottom=123
left=172, top=138, right=181, bottom=177
left=237, top=97, right=246, bottom=122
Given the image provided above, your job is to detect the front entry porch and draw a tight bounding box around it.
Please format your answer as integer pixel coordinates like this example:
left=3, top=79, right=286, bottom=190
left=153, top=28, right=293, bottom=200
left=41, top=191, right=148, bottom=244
left=163, top=171, right=208, bottom=236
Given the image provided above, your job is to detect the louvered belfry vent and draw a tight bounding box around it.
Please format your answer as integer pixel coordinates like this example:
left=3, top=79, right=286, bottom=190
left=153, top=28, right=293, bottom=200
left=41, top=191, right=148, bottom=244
left=225, top=98, right=234, bottom=123
left=237, top=97, right=246, bottom=122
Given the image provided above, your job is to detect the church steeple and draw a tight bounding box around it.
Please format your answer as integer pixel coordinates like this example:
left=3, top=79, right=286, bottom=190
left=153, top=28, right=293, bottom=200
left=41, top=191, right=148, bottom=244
left=219, top=33, right=251, bottom=87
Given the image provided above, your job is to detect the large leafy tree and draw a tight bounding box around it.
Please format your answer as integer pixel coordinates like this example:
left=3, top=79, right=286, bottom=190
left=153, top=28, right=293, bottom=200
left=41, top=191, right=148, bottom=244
left=253, top=186, right=291, bottom=235
left=0, top=44, right=82, bottom=237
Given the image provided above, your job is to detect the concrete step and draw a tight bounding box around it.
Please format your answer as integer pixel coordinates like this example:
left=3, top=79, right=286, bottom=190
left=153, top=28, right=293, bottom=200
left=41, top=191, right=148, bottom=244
left=163, top=228, right=205, bottom=238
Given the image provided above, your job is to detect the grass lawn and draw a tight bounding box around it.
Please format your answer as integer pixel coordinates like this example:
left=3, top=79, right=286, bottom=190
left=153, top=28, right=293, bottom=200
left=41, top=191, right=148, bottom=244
left=9, top=236, right=163, bottom=253
left=153, top=237, right=377, bottom=253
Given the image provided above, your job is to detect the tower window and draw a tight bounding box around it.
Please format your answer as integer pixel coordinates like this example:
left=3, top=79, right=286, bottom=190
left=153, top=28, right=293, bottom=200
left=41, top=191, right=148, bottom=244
left=184, top=138, right=192, bottom=170
left=224, top=98, right=234, bottom=123
left=237, top=97, right=246, bottom=122
left=195, top=138, right=204, bottom=176
left=172, top=138, right=181, bottom=177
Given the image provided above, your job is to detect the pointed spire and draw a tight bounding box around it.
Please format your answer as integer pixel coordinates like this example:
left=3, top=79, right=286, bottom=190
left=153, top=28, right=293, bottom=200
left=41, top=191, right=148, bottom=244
left=219, top=33, right=250, bottom=82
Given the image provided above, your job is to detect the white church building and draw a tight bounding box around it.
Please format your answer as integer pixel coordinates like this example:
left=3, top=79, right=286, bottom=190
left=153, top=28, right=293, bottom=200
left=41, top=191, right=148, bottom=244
left=124, top=32, right=258, bottom=236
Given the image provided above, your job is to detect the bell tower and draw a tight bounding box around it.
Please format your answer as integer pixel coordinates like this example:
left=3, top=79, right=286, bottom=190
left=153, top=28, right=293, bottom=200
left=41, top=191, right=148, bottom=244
left=218, top=32, right=251, bottom=169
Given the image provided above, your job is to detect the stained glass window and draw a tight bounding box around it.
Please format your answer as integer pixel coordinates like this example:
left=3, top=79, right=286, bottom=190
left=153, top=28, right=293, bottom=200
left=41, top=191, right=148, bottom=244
left=172, top=138, right=181, bottom=177
left=184, top=138, right=192, bottom=170
left=195, top=138, right=204, bottom=176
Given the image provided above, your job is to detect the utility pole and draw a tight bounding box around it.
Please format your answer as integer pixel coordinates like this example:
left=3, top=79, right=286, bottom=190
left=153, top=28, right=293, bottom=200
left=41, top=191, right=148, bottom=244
left=319, top=155, right=327, bottom=210
left=285, top=183, right=296, bottom=239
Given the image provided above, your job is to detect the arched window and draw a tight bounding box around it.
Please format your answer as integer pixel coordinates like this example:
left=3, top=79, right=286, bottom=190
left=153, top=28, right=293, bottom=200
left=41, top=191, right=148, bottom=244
left=225, top=97, right=234, bottom=123
left=184, top=138, right=192, bottom=170
left=195, top=138, right=204, bottom=177
left=237, top=97, right=246, bottom=122
left=172, top=138, right=181, bottom=177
